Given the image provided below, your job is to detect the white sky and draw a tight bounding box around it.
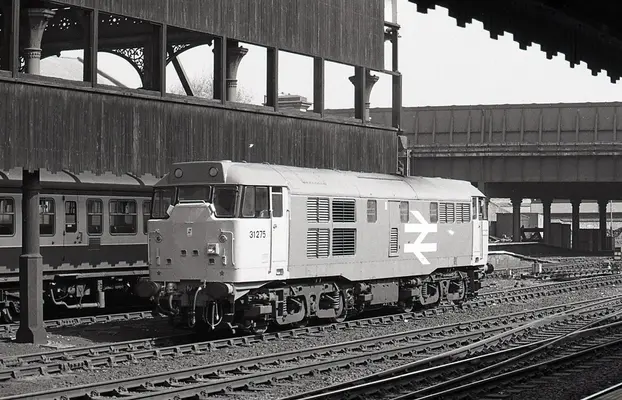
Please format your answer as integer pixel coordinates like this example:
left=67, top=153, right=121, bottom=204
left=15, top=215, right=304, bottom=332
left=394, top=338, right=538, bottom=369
left=55, top=0, right=622, bottom=109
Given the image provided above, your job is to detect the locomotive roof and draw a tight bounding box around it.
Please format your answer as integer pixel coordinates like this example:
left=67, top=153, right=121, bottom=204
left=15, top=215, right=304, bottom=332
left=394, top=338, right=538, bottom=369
left=158, top=161, right=485, bottom=201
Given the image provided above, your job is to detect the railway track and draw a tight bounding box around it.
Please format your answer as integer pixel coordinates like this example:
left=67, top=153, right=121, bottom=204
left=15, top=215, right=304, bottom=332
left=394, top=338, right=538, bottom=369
left=2, top=273, right=620, bottom=336
left=0, top=310, right=156, bottom=335
left=408, top=323, right=622, bottom=400
left=0, top=296, right=613, bottom=382
left=280, top=297, right=622, bottom=400
left=2, top=296, right=621, bottom=400
left=581, top=381, right=622, bottom=400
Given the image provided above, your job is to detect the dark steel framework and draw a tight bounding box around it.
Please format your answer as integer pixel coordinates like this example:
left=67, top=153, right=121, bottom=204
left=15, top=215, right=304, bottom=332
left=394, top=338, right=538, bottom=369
left=411, top=0, right=622, bottom=82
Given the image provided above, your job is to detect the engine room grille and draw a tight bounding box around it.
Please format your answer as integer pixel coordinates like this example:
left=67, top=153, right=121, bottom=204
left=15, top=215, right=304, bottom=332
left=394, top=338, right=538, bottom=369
left=307, top=197, right=330, bottom=223
left=389, top=228, right=398, bottom=256
left=458, top=203, right=471, bottom=222
left=439, top=202, right=456, bottom=223
left=332, top=228, right=356, bottom=256
left=332, top=199, right=356, bottom=222
left=306, top=228, right=330, bottom=258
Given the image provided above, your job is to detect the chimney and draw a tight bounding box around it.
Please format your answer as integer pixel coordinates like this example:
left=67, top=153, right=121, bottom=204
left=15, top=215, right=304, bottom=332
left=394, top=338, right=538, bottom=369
left=264, top=93, right=312, bottom=112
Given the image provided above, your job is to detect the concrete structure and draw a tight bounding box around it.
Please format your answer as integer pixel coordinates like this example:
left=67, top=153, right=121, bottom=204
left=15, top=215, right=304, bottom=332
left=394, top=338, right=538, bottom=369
left=329, top=102, right=622, bottom=255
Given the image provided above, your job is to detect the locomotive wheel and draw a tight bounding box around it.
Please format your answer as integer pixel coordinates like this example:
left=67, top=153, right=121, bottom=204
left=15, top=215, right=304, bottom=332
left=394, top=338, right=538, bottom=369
left=292, top=318, right=308, bottom=328
left=451, top=280, right=468, bottom=306
left=328, top=292, right=347, bottom=323
left=249, top=321, right=269, bottom=335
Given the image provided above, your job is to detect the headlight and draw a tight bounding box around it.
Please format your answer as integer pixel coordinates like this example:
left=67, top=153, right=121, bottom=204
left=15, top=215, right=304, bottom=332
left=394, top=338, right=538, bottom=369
left=209, top=167, right=218, bottom=177
left=174, top=168, right=183, bottom=178
left=207, top=243, right=219, bottom=254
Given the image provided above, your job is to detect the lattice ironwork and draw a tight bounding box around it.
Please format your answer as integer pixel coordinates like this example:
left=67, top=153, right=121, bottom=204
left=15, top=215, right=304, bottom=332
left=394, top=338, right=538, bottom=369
left=101, top=13, right=145, bottom=29
left=166, top=43, right=195, bottom=63
left=46, top=14, right=81, bottom=33
left=103, top=47, right=145, bottom=79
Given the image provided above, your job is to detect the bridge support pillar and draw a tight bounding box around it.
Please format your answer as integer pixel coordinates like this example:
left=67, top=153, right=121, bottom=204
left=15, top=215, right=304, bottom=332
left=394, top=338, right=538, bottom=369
left=571, top=199, right=581, bottom=251
left=16, top=170, right=46, bottom=344
left=542, top=198, right=552, bottom=245
left=225, top=40, right=248, bottom=102
left=598, top=199, right=609, bottom=251
left=16, top=6, right=55, bottom=345
left=511, top=197, right=522, bottom=242
left=24, top=8, right=56, bottom=75
left=349, top=69, right=380, bottom=122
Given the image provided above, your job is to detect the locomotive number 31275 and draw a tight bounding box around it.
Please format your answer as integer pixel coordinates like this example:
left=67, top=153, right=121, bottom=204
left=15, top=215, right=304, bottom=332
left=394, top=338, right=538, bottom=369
left=249, top=230, right=266, bottom=239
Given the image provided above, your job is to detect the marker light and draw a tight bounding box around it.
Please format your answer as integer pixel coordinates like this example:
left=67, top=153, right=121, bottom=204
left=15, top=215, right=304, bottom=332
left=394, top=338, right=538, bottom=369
left=174, top=168, right=183, bottom=178
left=209, top=167, right=218, bottom=177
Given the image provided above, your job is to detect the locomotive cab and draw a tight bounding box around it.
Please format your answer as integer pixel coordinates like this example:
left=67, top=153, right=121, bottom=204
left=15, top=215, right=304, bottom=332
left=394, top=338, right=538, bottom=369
left=138, top=161, right=290, bottom=331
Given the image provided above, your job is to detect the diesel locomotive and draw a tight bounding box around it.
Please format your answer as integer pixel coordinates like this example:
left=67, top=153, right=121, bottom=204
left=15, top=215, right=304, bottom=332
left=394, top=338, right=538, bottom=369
left=137, top=160, right=492, bottom=334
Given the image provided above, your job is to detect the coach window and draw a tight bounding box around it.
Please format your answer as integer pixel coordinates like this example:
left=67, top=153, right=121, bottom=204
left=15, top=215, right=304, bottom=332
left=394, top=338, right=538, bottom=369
left=212, top=186, right=237, bottom=218
left=367, top=200, right=377, bottom=223
left=271, top=187, right=283, bottom=218
left=0, top=198, right=15, bottom=236
left=241, top=186, right=270, bottom=218
left=87, top=199, right=103, bottom=235
left=110, top=200, right=137, bottom=235
left=399, top=201, right=409, bottom=223
left=143, top=201, right=151, bottom=234
left=40, top=199, right=55, bottom=236
left=429, top=202, right=438, bottom=223
left=65, top=201, right=77, bottom=233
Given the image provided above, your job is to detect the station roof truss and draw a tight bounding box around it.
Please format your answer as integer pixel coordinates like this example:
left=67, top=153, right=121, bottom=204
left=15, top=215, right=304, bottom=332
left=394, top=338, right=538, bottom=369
left=411, top=0, right=622, bottom=82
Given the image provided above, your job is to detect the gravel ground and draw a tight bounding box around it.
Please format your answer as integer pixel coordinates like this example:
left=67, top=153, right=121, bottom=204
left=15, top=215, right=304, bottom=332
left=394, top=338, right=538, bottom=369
left=494, top=344, right=622, bottom=400
left=1, top=278, right=620, bottom=397
left=0, top=317, right=180, bottom=358
left=479, top=276, right=543, bottom=293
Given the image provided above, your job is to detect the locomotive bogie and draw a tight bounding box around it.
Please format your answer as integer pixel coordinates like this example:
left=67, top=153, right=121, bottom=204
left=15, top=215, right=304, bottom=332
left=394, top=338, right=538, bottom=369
left=143, top=161, right=492, bottom=334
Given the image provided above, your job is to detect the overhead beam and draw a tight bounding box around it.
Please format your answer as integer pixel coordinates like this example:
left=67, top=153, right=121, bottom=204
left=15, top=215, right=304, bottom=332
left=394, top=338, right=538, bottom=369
left=168, top=46, right=193, bottom=96
left=83, top=8, right=98, bottom=85
left=313, top=57, right=324, bottom=116
left=10, top=0, right=20, bottom=76
left=266, top=48, right=278, bottom=110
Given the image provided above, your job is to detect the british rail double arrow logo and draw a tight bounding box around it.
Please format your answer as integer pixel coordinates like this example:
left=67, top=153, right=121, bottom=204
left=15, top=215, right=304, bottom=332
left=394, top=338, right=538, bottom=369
left=404, top=210, right=438, bottom=265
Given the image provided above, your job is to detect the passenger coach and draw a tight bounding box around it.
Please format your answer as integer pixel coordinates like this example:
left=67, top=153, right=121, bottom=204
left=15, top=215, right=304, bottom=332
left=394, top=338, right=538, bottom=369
left=140, top=161, right=491, bottom=334
left=0, top=169, right=156, bottom=322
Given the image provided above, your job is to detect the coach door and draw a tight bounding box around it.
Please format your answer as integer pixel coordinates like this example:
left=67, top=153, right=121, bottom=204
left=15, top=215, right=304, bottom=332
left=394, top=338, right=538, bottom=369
left=270, top=187, right=289, bottom=278
left=62, top=194, right=83, bottom=251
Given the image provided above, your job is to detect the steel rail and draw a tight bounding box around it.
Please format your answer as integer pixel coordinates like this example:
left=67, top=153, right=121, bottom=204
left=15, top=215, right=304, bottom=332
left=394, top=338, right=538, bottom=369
left=4, top=296, right=621, bottom=400
left=2, top=294, right=621, bottom=381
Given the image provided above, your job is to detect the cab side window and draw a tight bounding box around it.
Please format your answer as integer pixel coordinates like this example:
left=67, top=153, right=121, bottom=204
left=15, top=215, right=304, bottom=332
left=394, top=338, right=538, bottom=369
left=241, top=186, right=270, bottom=218
left=271, top=187, right=283, bottom=218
